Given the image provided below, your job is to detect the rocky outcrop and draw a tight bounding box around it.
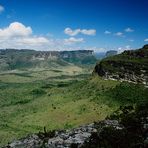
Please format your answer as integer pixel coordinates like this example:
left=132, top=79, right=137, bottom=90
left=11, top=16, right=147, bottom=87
left=94, top=45, right=148, bottom=85
left=3, top=120, right=121, bottom=148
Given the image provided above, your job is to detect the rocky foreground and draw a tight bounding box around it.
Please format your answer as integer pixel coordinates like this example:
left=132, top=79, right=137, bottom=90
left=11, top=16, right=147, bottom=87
left=3, top=98, right=148, bottom=148
left=3, top=112, right=148, bottom=148
left=3, top=120, right=122, bottom=148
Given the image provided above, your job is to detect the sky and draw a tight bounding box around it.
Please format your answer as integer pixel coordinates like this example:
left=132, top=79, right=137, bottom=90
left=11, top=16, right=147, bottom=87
left=0, top=0, right=148, bottom=52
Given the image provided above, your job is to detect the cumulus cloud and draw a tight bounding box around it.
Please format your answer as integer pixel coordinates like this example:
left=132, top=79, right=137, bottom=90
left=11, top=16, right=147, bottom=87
left=64, top=37, right=84, bottom=45
left=144, top=38, right=148, bottom=42
left=0, top=22, right=32, bottom=38
left=114, top=32, right=124, bottom=37
left=81, top=29, right=96, bottom=35
left=0, top=22, right=52, bottom=50
left=0, top=36, right=51, bottom=50
left=104, top=30, right=111, bottom=34
left=64, top=27, right=96, bottom=36
left=125, top=27, right=134, bottom=32
left=16, top=37, right=49, bottom=45
left=64, top=28, right=80, bottom=36
left=0, top=5, right=4, bottom=14
left=0, top=22, right=87, bottom=50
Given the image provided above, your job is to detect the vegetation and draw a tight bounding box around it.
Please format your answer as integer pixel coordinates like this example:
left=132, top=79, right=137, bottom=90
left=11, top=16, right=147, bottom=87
left=0, top=65, right=147, bottom=146
left=82, top=102, right=148, bottom=148
left=94, top=45, right=148, bottom=81
left=0, top=47, right=148, bottom=147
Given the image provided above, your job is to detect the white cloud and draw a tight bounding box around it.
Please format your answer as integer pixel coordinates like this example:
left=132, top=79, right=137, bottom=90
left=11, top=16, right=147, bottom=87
left=125, top=27, right=134, bottom=32
left=0, top=37, right=50, bottom=49
left=104, top=30, right=111, bottom=34
left=0, top=36, right=51, bottom=50
left=0, top=22, right=52, bottom=50
left=118, top=47, right=122, bottom=51
left=64, top=27, right=96, bottom=36
left=144, top=38, right=148, bottom=42
left=64, top=28, right=80, bottom=36
left=117, top=45, right=131, bottom=53
left=64, top=37, right=84, bottom=45
left=81, top=29, right=96, bottom=35
left=0, top=22, right=32, bottom=38
left=114, top=32, right=124, bottom=37
left=0, top=22, right=87, bottom=50
left=16, top=37, right=49, bottom=45
left=0, top=5, right=4, bottom=14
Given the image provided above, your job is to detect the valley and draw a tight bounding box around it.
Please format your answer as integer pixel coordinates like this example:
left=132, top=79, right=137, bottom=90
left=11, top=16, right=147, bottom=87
left=0, top=62, right=120, bottom=146
left=0, top=46, right=148, bottom=147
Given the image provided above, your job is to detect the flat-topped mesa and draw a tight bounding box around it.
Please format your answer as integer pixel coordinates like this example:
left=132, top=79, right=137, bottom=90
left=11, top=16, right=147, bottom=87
left=0, top=49, right=96, bottom=71
left=0, top=49, right=94, bottom=60
left=93, top=45, right=148, bottom=85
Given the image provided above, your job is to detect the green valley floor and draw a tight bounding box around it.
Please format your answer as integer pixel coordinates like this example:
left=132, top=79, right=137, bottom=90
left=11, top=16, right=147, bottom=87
left=0, top=66, right=147, bottom=146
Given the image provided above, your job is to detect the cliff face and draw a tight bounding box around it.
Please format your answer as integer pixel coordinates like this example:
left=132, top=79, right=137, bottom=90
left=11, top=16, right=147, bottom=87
left=94, top=45, right=148, bottom=85
left=0, top=49, right=96, bottom=70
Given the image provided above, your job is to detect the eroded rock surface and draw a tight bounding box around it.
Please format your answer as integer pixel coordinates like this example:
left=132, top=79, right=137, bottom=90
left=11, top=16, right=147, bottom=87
left=3, top=120, right=121, bottom=148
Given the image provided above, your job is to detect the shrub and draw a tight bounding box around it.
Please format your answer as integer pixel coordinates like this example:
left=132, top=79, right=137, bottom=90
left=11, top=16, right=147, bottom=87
left=31, top=88, right=46, bottom=95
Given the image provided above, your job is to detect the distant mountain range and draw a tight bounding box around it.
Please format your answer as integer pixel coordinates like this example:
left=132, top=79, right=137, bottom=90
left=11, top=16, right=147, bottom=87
left=0, top=49, right=97, bottom=71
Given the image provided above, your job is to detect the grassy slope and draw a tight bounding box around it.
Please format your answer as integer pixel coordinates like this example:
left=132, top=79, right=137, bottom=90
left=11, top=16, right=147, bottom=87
left=0, top=67, right=147, bottom=146
left=0, top=66, right=116, bottom=146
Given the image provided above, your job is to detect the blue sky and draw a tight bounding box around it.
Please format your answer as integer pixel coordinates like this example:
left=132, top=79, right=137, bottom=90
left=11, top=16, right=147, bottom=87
left=0, top=0, right=148, bottom=52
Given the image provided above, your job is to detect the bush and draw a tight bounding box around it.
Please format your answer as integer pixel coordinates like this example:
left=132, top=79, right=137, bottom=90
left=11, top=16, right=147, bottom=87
left=31, top=88, right=46, bottom=95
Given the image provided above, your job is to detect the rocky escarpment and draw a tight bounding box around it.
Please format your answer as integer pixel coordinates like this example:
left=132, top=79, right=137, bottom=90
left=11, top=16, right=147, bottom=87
left=94, top=45, right=148, bottom=85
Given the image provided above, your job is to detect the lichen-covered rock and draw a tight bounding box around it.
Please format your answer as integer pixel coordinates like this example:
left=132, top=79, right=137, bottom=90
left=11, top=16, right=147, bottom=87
left=4, top=134, right=43, bottom=148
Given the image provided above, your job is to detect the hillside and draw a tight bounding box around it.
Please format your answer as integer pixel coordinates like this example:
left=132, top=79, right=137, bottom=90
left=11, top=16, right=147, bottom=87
left=1, top=74, right=148, bottom=147
left=94, top=45, right=148, bottom=85
left=0, top=49, right=96, bottom=71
